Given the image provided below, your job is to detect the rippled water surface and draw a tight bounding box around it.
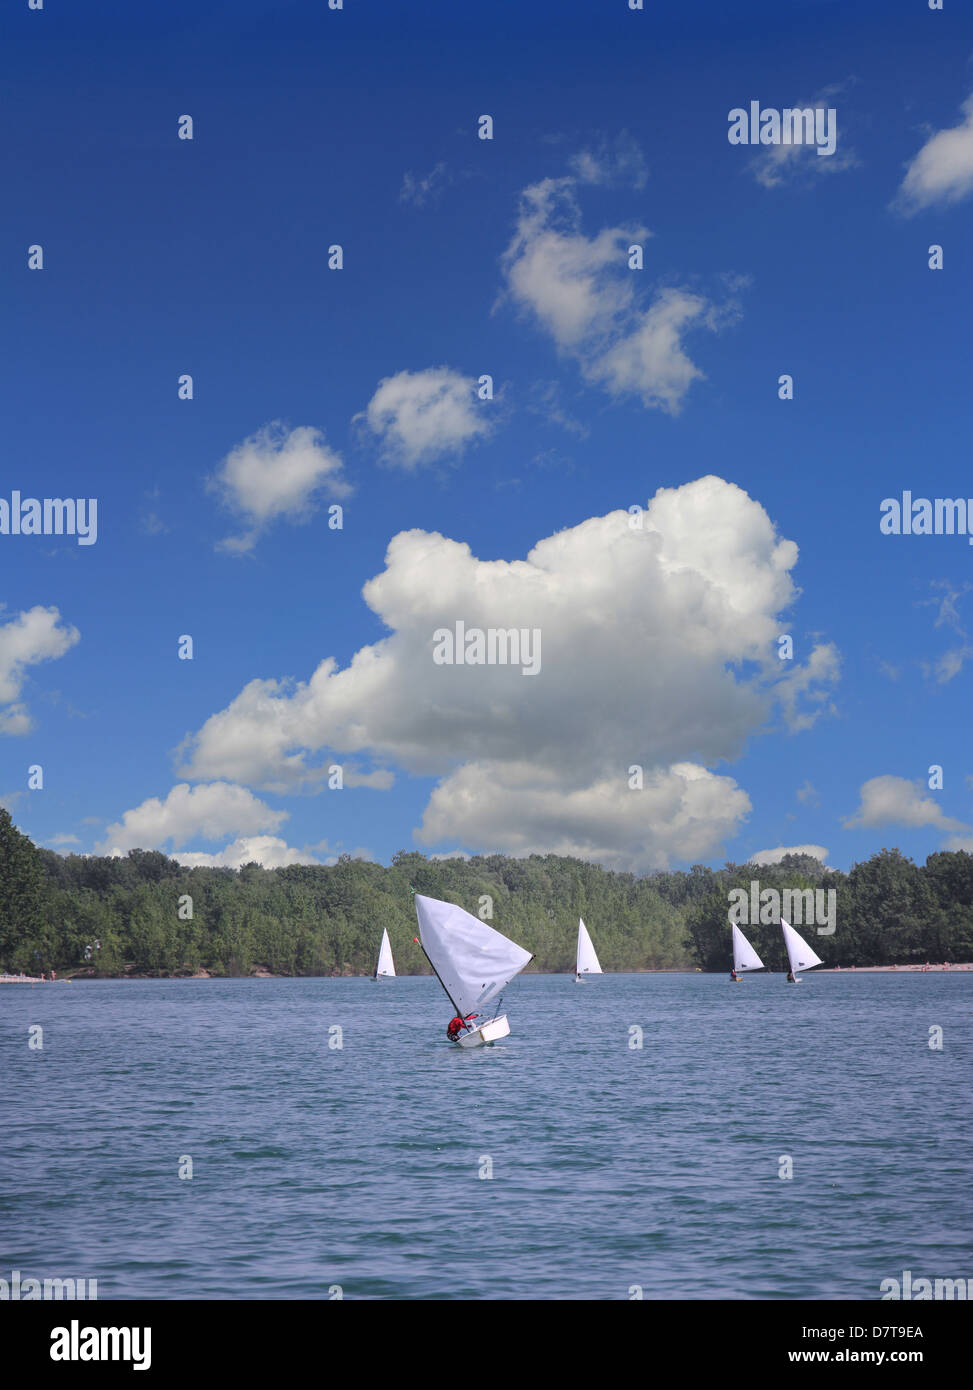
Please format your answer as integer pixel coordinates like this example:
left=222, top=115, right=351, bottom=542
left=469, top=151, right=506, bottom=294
left=2, top=973, right=971, bottom=1299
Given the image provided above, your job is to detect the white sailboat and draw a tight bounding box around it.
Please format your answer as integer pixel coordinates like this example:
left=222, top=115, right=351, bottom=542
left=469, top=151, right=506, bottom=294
left=373, top=927, right=395, bottom=980
left=413, top=893, right=533, bottom=1048
left=781, top=918, right=824, bottom=983
left=730, top=923, right=764, bottom=981
left=574, top=917, right=602, bottom=983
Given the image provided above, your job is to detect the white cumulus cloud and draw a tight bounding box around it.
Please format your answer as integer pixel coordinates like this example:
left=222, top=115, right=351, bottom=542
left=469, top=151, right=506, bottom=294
left=500, top=172, right=739, bottom=413
left=209, top=422, right=350, bottom=554
left=178, top=475, right=837, bottom=872
left=0, top=605, right=80, bottom=735
left=748, top=844, right=829, bottom=866
left=843, top=776, right=968, bottom=833
left=896, top=94, right=973, bottom=213
left=175, top=835, right=316, bottom=869
left=176, top=838, right=375, bottom=869
left=419, top=761, right=751, bottom=874
left=358, top=367, right=493, bottom=469
left=99, top=782, right=287, bottom=856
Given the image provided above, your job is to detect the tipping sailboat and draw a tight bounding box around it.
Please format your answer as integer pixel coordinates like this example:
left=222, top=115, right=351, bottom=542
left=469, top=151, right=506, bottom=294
left=412, top=892, right=533, bottom=1047
left=373, top=928, right=395, bottom=980
left=781, top=918, right=824, bottom=983
left=574, top=917, right=602, bottom=983
left=729, top=924, right=764, bottom=981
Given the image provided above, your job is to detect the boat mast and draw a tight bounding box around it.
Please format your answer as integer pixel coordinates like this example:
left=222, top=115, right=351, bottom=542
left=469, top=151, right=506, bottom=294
left=412, top=934, right=465, bottom=1017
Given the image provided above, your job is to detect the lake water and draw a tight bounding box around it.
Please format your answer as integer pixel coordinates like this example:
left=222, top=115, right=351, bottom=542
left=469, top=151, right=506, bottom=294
left=2, top=973, right=971, bottom=1300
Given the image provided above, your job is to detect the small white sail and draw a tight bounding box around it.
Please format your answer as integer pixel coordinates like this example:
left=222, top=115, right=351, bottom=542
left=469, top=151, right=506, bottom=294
left=731, top=923, right=764, bottom=973
left=414, top=894, right=532, bottom=1017
left=576, top=918, right=603, bottom=975
left=781, top=918, right=824, bottom=974
left=375, top=927, right=395, bottom=978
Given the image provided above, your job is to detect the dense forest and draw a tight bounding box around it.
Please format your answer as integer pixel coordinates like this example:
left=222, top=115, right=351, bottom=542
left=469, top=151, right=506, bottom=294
left=1, top=809, right=971, bottom=977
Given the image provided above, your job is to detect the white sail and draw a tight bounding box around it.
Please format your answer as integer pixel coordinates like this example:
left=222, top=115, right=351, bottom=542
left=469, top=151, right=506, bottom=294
left=781, top=918, right=823, bottom=974
left=414, top=894, right=533, bottom=1017
left=731, top=923, right=764, bottom=973
left=375, top=928, right=395, bottom=977
left=576, top=918, right=602, bottom=975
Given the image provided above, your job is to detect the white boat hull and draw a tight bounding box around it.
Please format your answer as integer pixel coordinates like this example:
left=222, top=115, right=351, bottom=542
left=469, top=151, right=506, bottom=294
left=455, top=1014, right=511, bottom=1048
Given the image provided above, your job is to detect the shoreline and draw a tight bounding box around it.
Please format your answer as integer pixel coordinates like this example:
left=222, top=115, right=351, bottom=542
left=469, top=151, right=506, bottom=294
left=817, top=963, right=972, bottom=973
left=6, top=962, right=971, bottom=982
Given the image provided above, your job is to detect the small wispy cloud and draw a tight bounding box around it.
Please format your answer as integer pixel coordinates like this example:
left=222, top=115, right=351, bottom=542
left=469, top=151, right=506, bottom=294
left=747, top=83, right=859, bottom=189
left=400, top=161, right=451, bottom=208
left=894, top=93, right=973, bottom=214
left=140, top=486, right=169, bottom=536
left=567, top=131, right=648, bottom=189
left=528, top=380, right=590, bottom=438
left=918, top=581, right=973, bottom=684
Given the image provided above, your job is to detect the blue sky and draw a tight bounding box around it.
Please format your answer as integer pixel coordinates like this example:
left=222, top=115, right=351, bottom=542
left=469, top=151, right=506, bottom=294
left=3, top=0, right=973, bottom=875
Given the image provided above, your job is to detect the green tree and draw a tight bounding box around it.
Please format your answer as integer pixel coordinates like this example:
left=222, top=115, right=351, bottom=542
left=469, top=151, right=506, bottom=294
left=0, top=808, right=49, bottom=970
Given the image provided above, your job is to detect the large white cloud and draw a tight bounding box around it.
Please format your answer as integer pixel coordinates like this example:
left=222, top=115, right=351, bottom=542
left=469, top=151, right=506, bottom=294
left=358, top=367, right=493, bottom=469
left=208, top=422, right=350, bottom=553
left=178, top=475, right=837, bottom=871
left=499, top=174, right=739, bottom=412
left=843, top=776, right=968, bottom=833
left=418, top=761, right=751, bottom=873
left=896, top=95, right=973, bottom=213
left=0, top=605, right=80, bottom=735
left=99, top=782, right=287, bottom=856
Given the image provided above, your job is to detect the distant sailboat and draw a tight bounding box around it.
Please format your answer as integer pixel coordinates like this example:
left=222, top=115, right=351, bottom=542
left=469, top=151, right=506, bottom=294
left=373, top=928, right=395, bottom=980
left=574, top=917, right=602, bottom=983
left=781, top=918, right=824, bottom=983
left=412, top=892, right=533, bottom=1047
left=730, top=923, right=764, bottom=981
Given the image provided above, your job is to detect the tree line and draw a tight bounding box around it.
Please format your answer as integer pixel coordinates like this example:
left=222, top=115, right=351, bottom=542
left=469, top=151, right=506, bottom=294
left=1, top=808, right=971, bottom=977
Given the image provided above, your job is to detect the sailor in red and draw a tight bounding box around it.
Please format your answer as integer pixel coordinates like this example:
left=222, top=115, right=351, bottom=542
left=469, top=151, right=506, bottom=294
left=446, top=1013, right=479, bottom=1041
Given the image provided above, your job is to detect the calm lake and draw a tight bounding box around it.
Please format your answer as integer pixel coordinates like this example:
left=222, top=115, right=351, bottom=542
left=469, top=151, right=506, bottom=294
left=2, top=973, right=971, bottom=1300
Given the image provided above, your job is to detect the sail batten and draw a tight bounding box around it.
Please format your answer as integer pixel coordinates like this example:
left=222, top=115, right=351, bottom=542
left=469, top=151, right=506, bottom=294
left=781, top=918, right=824, bottom=973
left=576, top=918, right=603, bottom=975
left=414, top=894, right=533, bottom=1017
left=731, top=923, right=764, bottom=973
